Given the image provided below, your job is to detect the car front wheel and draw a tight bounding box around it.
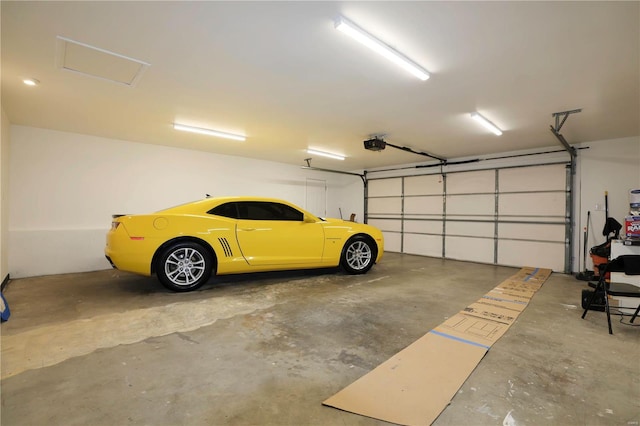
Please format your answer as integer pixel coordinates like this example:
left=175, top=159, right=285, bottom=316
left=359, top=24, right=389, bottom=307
left=341, top=236, right=376, bottom=274
left=157, top=242, right=213, bottom=292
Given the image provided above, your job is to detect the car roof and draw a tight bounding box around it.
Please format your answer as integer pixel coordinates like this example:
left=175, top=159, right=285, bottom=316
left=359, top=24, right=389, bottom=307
left=156, top=196, right=309, bottom=215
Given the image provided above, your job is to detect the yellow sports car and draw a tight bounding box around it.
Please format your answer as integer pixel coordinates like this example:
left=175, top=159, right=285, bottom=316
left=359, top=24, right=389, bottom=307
left=105, top=196, right=384, bottom=291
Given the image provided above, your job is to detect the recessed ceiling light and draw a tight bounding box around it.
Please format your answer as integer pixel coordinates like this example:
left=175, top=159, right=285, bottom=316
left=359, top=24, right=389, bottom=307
left=335, top=16, right=430, bottom=81
left=173, top=123, right=246, bottom=141
left=470, top=112, right=503, bottom=136
left=307, top=148, right=345, bottom=160
left=23, top=78, right=40, bottom=86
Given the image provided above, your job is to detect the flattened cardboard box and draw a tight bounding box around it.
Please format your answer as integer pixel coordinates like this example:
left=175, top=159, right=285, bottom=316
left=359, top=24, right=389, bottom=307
left=323, top=332, right=488, bottom=426
left=323, top=267, right=552, bottom=426
left=432, top=313, right=511, bottom=348
left=462, top=302, right=522, bottom=325
left=509, top=266, right=552, bottom=284
left=494, top=279, right=541, bottom=298
left=477, top=295, right=529, bottom=312
left=486, top=288, right=532, bottom=305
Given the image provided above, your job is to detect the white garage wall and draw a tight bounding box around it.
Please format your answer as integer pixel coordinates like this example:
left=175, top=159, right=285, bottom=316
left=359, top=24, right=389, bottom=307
left=1, top=108, right=10, bottom=283
left=9, top=125, right=364, bottom=278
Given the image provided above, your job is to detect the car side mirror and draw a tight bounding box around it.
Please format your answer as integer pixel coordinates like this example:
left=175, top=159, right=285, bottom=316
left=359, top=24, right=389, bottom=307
left=303, top=214, right=316, bottom=223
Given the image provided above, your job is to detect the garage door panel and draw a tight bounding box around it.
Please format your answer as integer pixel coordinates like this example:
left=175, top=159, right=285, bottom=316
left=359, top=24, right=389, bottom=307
left=499, top=223, right=565, bottom=242
left=368, top=197, right=402, bottom=215
left=499, top=164, right=566, bottom=192
left=500, top=216, right=565, bottom=224
left=404, top=175, right=443, bottom=196
left=447, top=170, right=495, bottom=194
left=404, top=220, right=443, bottom=234
left=498, top=240, right=564, bottom=271
left=499, top=193, right=565, bottom=217
left=405, top=196, right=443, bottom=215
left=405, top=214, right=443, bottom=220
left=446, top=221, right=494, bottom=238
left=383, top=232, right=402, bottom=253
left=368, top=178, right=402, bottom=197
left=367, top=219, right=402, bottom=233
left=446, top=194, right=494, bottom=215
left=403, top=233, right=442, bottom=257
left=445, top=236, right=494, bottom=263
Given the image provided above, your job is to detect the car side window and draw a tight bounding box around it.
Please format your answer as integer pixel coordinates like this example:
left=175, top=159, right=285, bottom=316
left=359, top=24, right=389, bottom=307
left=238, top=202, right=303, bottom=221
left=208, top=202, right=238, bottom=219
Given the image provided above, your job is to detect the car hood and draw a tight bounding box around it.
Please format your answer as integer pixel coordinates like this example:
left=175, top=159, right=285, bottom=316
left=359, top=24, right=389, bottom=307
left=321, top=217, right=345, bottom=223
left=322, top=217, right=363, bottom=225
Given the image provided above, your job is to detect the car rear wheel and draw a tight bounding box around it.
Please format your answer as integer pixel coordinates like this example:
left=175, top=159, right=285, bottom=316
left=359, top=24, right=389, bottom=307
left=157, top=242, right=213, bottom=292
left=341, top=235, right=375, bottom=274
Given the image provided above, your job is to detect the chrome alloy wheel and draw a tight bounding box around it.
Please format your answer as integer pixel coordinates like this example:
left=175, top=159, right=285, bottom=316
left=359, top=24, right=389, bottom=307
left=164, top=247, right=206, bottom=286
left=345, top=240, right=372, bottom=271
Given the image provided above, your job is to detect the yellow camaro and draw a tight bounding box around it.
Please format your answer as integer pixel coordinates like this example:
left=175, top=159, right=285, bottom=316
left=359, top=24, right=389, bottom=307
left=105, top=196, right=384, bottom=291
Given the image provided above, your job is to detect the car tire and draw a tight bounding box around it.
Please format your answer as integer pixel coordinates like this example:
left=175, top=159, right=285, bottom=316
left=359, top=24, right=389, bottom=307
left=157, top=242, right=213, bottom=292
left=340, top=235, right=376, bottom=274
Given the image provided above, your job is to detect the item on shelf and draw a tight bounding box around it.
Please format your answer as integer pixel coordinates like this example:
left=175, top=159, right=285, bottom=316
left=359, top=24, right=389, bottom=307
left=626, top=216, right=640, bottom=238
left=630, top=189, right=640, bottom=215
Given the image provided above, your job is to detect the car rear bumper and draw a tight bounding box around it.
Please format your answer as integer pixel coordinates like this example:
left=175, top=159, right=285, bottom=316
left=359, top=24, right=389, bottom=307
left=105, top=255, right=117, bottom=269
left=105, top=227, right=155, bottom=276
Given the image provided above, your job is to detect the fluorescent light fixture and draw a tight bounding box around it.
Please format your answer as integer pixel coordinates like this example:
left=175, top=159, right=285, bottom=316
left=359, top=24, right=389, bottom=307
left=335, top=16, right=430, bottom=81
left=307, top=148, right=345, bottom=160
left=470, top=112, right=503, bottom=136
left=23, top=78, right=40, bottom=86
left=173, top=123, right=246, bottom=141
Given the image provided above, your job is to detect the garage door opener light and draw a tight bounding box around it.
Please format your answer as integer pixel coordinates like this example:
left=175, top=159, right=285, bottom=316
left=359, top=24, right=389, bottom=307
left=470, top=112, right=502, bottom=136
left=335, top=16, right=430, bottom=81
left=307, top=148, right=345, bottom=161
left=173, top=123, right=246, bottom=141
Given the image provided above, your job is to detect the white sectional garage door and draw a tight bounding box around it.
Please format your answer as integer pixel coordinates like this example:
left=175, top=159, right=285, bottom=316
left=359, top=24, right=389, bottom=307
left=366, top=164, right=569, bottom=272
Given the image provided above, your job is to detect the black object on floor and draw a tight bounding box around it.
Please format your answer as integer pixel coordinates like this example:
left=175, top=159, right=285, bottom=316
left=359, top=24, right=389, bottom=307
left=581, top=289, right=605, bottom=312
left=576, top=270, right=596, bottom=281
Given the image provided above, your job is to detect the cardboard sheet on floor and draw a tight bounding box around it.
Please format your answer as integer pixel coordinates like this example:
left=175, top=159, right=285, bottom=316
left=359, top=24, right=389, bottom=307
left=322, top=332, right=487, bottom=426
left=323, top=267, right=552, bottom=426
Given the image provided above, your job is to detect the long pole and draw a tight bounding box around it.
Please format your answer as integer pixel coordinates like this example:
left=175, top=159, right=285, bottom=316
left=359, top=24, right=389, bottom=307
left=583, top=211, right=590, bottom=272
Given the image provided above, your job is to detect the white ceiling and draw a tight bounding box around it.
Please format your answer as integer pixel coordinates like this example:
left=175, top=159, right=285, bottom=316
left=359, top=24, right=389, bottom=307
left=2, top=1, right=638, bottom=171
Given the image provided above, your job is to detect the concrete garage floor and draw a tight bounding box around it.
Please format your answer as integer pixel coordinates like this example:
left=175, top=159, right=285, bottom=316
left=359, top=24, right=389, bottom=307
left=1, top=253, right=639, bottom=425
